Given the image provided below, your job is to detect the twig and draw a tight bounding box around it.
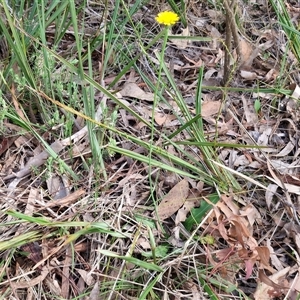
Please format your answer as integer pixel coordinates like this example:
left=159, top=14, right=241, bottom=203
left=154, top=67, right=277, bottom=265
left=222, top=0, right=241, bottom=86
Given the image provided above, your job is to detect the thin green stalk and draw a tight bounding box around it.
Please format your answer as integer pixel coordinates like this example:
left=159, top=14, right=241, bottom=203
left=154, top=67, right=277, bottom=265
left=195, top=67, right=204, bottom=129
left=149, top=25, right=169, bottom=214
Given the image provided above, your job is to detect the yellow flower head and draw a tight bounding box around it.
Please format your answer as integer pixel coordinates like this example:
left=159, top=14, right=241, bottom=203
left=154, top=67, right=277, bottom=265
left=155, top=11, right=179, bottom=26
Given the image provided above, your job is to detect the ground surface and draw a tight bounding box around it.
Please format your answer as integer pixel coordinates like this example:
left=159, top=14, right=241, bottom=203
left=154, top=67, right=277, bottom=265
left=0, top=0, right=300, bottom=299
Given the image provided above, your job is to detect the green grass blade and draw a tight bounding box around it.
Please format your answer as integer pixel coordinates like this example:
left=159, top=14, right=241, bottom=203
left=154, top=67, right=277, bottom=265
left=99, top=250, right=163, bottom=272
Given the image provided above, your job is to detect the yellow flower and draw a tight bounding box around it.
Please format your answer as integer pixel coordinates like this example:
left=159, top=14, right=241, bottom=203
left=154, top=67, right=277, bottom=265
left=155, top=11, right=179, bottom=26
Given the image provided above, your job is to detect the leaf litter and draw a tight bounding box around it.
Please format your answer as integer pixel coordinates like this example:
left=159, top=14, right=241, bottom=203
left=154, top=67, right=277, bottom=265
left=1, top=1, right=300, bottom=299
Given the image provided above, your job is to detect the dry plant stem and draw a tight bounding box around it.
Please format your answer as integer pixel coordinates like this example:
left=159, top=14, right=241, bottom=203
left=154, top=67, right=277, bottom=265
left=0, top=35, right=8, bottom=60
left=222, top=0, right=241, bottom=86
left=223, top=6, right=232, bottom=86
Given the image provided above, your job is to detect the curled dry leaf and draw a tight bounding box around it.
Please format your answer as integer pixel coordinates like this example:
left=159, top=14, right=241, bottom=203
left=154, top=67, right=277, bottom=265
left=254, top=268, right=290, bottom=300
left=247, top=235, right=259, bottom=250
left=137, top=237, right=151, bottom=250
left=61, top=246, right=72, bottom=299
left=216, top=196, right=245, bottom=223
left=156, top=179, right=189, bottom=220
left=217, top=215, right=229, bottom=241
left=231, top=218, right=250, bottom=238
left=10, top=266, right=50, bottom=289
left=265, top=68, right=278, bottom=82
left=255, top=246, right=271, bottom=267
left=267, top=160, right=300, bottom=195
left=267, top=239, right=284, bottom=271
left=239, top=203, right=261, bottom=228
left=229, top=220, right=247, bottom=247
left=174, top=185, right=201, bottom=225
left=0, top=135, right=17, bottom=156
left=274, top=141, right=295, bottom=157
left=220, top=194, right=239, bottom=215
left=24, top=187, right=39, bottom=217
left=244, top=258, right=256, bottom=280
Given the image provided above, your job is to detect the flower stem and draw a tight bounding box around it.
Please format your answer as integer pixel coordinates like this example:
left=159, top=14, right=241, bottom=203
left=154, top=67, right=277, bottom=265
left=149, top=25, right=170, bottom=224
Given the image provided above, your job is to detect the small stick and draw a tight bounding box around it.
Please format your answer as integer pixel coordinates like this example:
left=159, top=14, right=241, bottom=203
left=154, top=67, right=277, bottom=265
left=222, top=0, right=241, bottom=86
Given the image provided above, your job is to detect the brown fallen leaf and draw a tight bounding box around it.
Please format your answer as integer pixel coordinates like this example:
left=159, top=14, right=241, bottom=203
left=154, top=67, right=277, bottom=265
left=175, top=186, right=204, bottom=226
left=201, top=100, right=222, bottom=118
left=229, top=220, right=246, bottom=248
left=20, top=242, right=43, bottom=265
left=241, top=95, right=258, bottom=124
left=244, top=258, right=256, bottom=280
left=42, top=188, right=85, bottom=208
left=217, top=215, right=229, bottom=241
left=266, top=239, right=284, bottom=271
left=254, top=268, right=290, bottom=300
left=119, top=82, right=154, bottom=102
left=46, top=174, right=67, bottom=200
left=156, top=179, right=189, bottom=220
left=89, top=281, right=100, bottom=300
left=239, top=203, right=261, bottom=228
left=258, top=269, right=289, bottom=290
left=76, top=268, right=95, bottom=286
left=169, top=27, right=190, bottom=49
left=239, top=38, right=258, bottom=69
left=154, top=112, right=176, bottom=126
left=10, top=266, right=50, bottom=289
left=255, top=246, right=270, bottom=268
left=240, top=70, right=257, bottom=80
left=0, top=136, right=18, bottom=156
left=61, top=245, right=72, bottom=299
left=175, top=197, right=200, bottom=225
